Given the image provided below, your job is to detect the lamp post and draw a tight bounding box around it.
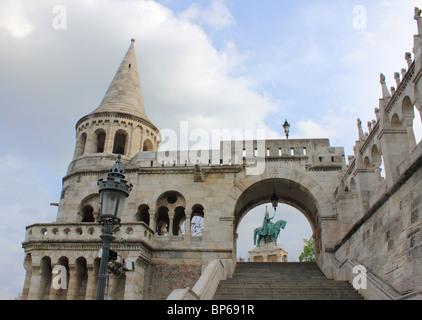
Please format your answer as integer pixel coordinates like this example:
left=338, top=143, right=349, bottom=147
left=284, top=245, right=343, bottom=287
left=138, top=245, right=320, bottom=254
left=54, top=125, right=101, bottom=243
left=283, top=119, right=290, bottom=139
left=271, top=188, right=278, bottom=212
left=96, top=155, right=132, bottom=300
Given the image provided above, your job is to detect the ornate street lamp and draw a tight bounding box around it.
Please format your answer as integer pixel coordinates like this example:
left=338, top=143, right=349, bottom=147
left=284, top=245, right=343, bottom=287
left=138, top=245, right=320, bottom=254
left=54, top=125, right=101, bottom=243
left=283, top=119, right=290, bottom=139
left=96, top=155, right=132, bottom=300
left=271, top=188, right=278, bottom=212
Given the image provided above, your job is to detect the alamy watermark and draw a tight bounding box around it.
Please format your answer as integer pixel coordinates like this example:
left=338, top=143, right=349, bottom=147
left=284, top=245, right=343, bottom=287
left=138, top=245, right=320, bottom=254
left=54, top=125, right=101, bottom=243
left=52, top=265, right=67, bottom=290
left=353, top=5, right=367, bottom=30
left=352, top=264, right=367, bottom=290
left=52, top=5, right=67, bottom=30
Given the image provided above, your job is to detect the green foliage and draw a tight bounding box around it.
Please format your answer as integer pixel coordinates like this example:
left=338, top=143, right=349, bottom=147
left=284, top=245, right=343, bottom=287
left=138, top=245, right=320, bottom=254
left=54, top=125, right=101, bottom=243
left=299, top=237, right=315, bottom=262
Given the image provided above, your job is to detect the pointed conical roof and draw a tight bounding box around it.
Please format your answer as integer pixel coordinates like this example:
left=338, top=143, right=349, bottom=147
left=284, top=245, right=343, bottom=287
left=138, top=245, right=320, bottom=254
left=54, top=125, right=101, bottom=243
left=91, top=39, right=150, bottom=121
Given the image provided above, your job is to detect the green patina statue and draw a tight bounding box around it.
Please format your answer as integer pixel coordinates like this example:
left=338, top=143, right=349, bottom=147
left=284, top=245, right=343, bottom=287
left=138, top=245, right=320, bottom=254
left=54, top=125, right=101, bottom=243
left=254, top=207, right=287, bottom=248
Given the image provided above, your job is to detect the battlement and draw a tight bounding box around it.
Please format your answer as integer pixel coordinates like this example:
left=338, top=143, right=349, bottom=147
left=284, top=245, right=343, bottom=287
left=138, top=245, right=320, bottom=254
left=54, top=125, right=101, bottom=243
left=133, top=138, right=345, bottom=172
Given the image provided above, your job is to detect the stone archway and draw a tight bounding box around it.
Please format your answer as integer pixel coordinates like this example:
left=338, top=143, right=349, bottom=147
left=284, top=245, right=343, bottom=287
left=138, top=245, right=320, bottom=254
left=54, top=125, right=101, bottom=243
left=230, top=172, right=339, bottom=273
left=234, top=178, right=322, bottom=256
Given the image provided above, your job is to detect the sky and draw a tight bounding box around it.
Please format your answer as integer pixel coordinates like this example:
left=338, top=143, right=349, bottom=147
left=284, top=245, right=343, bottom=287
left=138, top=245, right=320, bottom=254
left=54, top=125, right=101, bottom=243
left=0, top=0, right=422, bottom=299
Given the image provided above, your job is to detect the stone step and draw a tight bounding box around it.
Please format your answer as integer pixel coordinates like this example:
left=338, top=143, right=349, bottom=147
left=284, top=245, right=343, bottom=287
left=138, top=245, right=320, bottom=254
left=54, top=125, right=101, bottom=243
left=213, top=262, right=363, bottom=300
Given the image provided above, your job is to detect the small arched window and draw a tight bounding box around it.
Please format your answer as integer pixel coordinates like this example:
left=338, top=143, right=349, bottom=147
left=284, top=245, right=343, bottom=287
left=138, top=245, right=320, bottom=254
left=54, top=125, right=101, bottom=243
left=75, top=132, right=87, bottom=157
left=95, top=130, right=106, bottom=153
left=81, top=205, right=95, bottom=222
left=135, top=204, right=150, bottom=225
left=113, top=130, right=127, bottom=155
left=143, top=139, right=153, bottom=151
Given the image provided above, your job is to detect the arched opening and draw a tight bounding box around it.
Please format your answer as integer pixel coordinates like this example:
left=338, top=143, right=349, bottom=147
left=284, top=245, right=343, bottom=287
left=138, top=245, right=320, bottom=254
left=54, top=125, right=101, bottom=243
left=95, top=129, right=106, bottom=153
left=81, top=205, right=94, bottom=222
left=143, top=139, right=154, bottom=151
left=390, top=113, right=402, bottom=129
left=74, top=132, right=87, bottom=158
left=54, top=257, right=69, bottom=300
left=363, top=156, right=372, bottom=169
left=402, top=96, right=421, bottom=145
left=371, top=144, right=385, bottom=180
left=234, top=178, right=324, bottom=262
left=173, top=206, right=186, bottom=236
left=156, top=206, right=169, bottom=235
left=191, top=204, right=205, bottom=236
left=79, top=194, right=100, bottom=223
left=38, top=256, right=52, bottom=300
left=237, top=203, right=312, bottom=262
left=113, top=130, right=127, bottom=155
left=75, top=257, right=88, bottom=300
left=135, top=204, right=150, bottom=225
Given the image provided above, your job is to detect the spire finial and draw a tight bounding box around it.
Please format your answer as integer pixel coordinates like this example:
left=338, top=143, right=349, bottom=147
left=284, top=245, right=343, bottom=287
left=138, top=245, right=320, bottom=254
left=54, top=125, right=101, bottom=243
left=415, top=7, right=422, bottom=35
left=357, top=118, right=364, bottom=140
left=131, top=38, right=136, bottom=43
left=380, top=73, right=391, bottom=99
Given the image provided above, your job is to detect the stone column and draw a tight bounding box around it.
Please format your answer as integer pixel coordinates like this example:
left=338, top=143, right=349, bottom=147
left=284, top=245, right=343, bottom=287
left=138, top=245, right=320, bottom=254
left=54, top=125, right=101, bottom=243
left=104, top=122, right=115, bottom=154
left=85, top=267, right=97, bottom=300
left=26, top=266, right=42, bottom=300
left=168, top=210, right=175, bottom=235
left=65, top=265, right=77, bottom=300
left=149, top=210, right=157, bottom=234
left=404, top=118, right=417, bottom=150
left=123, top=257, right=148, bottom=300
left=185, top=212, right=192, bottom=241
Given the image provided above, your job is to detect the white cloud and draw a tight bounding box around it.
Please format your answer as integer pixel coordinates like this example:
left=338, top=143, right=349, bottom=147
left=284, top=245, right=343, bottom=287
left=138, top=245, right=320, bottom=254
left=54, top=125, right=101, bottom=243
left=179, top=0, right=235, bottom=32
left=0, top=0, right=34, bottom=37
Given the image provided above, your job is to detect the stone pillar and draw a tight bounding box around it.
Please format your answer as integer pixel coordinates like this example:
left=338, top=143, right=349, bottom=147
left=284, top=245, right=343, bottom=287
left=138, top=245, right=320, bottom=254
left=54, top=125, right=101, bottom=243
left=185, top=212, right=192, bottom=241
left=21, top=255, right=32, bottom=300
left=150, top=210, right=157, bottom=234
left=125, top=257, right=150, bottom=300
left=26, top=266, right=42, bottom=300
left=65, top=265, right=77, bottom=300
left=85, top=267, right=97, bottom=300
left=168, top=210, right=175, bottom=235
left=104, top=122, right=115, bottom=154
left=404, top=118, right=417, bottom=150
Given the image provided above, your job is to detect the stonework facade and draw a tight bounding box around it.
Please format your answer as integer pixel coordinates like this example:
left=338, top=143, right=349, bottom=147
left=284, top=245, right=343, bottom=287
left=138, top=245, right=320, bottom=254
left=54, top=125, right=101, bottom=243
left=21, top=10, right=422, bottom=300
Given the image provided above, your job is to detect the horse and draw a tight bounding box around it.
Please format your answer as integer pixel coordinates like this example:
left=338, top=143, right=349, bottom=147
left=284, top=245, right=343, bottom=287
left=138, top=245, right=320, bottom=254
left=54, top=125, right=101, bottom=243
left=254, top=219, right=287, bottom=247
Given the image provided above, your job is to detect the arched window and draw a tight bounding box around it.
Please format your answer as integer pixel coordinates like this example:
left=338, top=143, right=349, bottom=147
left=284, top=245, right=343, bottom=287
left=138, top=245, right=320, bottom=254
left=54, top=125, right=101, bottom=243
left=113, top=130, right=127, bottom=155
left=54, top=257, right=69, bottom=300
left=143, top=139, right=153, bottom=151
left=156, top=207, right=169, bottom=235
left=191, top=204, right=205, bottom=236
left=75, top=257, right=88, bottom=300
left=173, top=206, right=186, bottom=236
left=81, top=205, right=95, bottom=222
left=75, top=132, right=87, bottom=157
left=38, top=257, right=52, bottom=300
left=95, top=129, right=106, bottom=153
left=135, top=204, right=150, bottom=225
left=79, top=194, right=100, bottom=223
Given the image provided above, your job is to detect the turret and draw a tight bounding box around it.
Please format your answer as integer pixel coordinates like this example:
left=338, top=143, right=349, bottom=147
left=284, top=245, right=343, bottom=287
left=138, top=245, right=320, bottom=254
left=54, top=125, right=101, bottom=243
left=71, top=39, right=160, bottom=167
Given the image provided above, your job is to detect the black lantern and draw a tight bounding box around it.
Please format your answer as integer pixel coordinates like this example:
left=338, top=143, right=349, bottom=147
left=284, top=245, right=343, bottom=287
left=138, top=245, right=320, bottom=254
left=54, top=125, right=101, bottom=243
left=96, top=155, right=132, bottom=300
left=271, top=189, right=278, bottom=212
left=97, top=155, right=132, bottom=226
left=283, top=119, right=290, bottom=139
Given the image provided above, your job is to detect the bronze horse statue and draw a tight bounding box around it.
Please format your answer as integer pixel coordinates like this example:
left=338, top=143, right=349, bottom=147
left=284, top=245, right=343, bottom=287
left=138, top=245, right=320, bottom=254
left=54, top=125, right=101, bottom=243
left=254, top=219, right=287, bottom=247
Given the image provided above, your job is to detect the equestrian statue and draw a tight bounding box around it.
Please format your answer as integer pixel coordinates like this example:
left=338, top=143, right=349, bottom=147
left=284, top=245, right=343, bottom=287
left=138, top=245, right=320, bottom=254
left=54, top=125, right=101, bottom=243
left=254, top=207, right=287, bottom=248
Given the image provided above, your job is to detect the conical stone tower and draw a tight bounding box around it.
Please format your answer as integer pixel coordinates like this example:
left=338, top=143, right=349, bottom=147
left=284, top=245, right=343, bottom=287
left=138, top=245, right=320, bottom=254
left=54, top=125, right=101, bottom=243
left=71, top=39, right=159, bottom=171
left=59, top=40, right=160, bottom=223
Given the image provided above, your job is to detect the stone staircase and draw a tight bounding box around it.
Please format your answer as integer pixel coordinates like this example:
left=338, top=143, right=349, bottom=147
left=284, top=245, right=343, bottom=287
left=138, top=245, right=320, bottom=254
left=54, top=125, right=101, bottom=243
left=213, top=262, right=364, bottom=300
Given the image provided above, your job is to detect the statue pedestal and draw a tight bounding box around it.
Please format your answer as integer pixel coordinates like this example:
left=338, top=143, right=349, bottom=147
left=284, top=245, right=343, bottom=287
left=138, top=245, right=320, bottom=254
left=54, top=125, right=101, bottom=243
left=248, top=242, right=288, bottom=262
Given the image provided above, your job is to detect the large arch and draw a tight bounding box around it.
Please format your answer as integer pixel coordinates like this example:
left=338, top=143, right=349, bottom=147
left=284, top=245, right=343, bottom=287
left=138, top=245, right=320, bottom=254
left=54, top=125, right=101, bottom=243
left=233, top=178, right=324, bottom=256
